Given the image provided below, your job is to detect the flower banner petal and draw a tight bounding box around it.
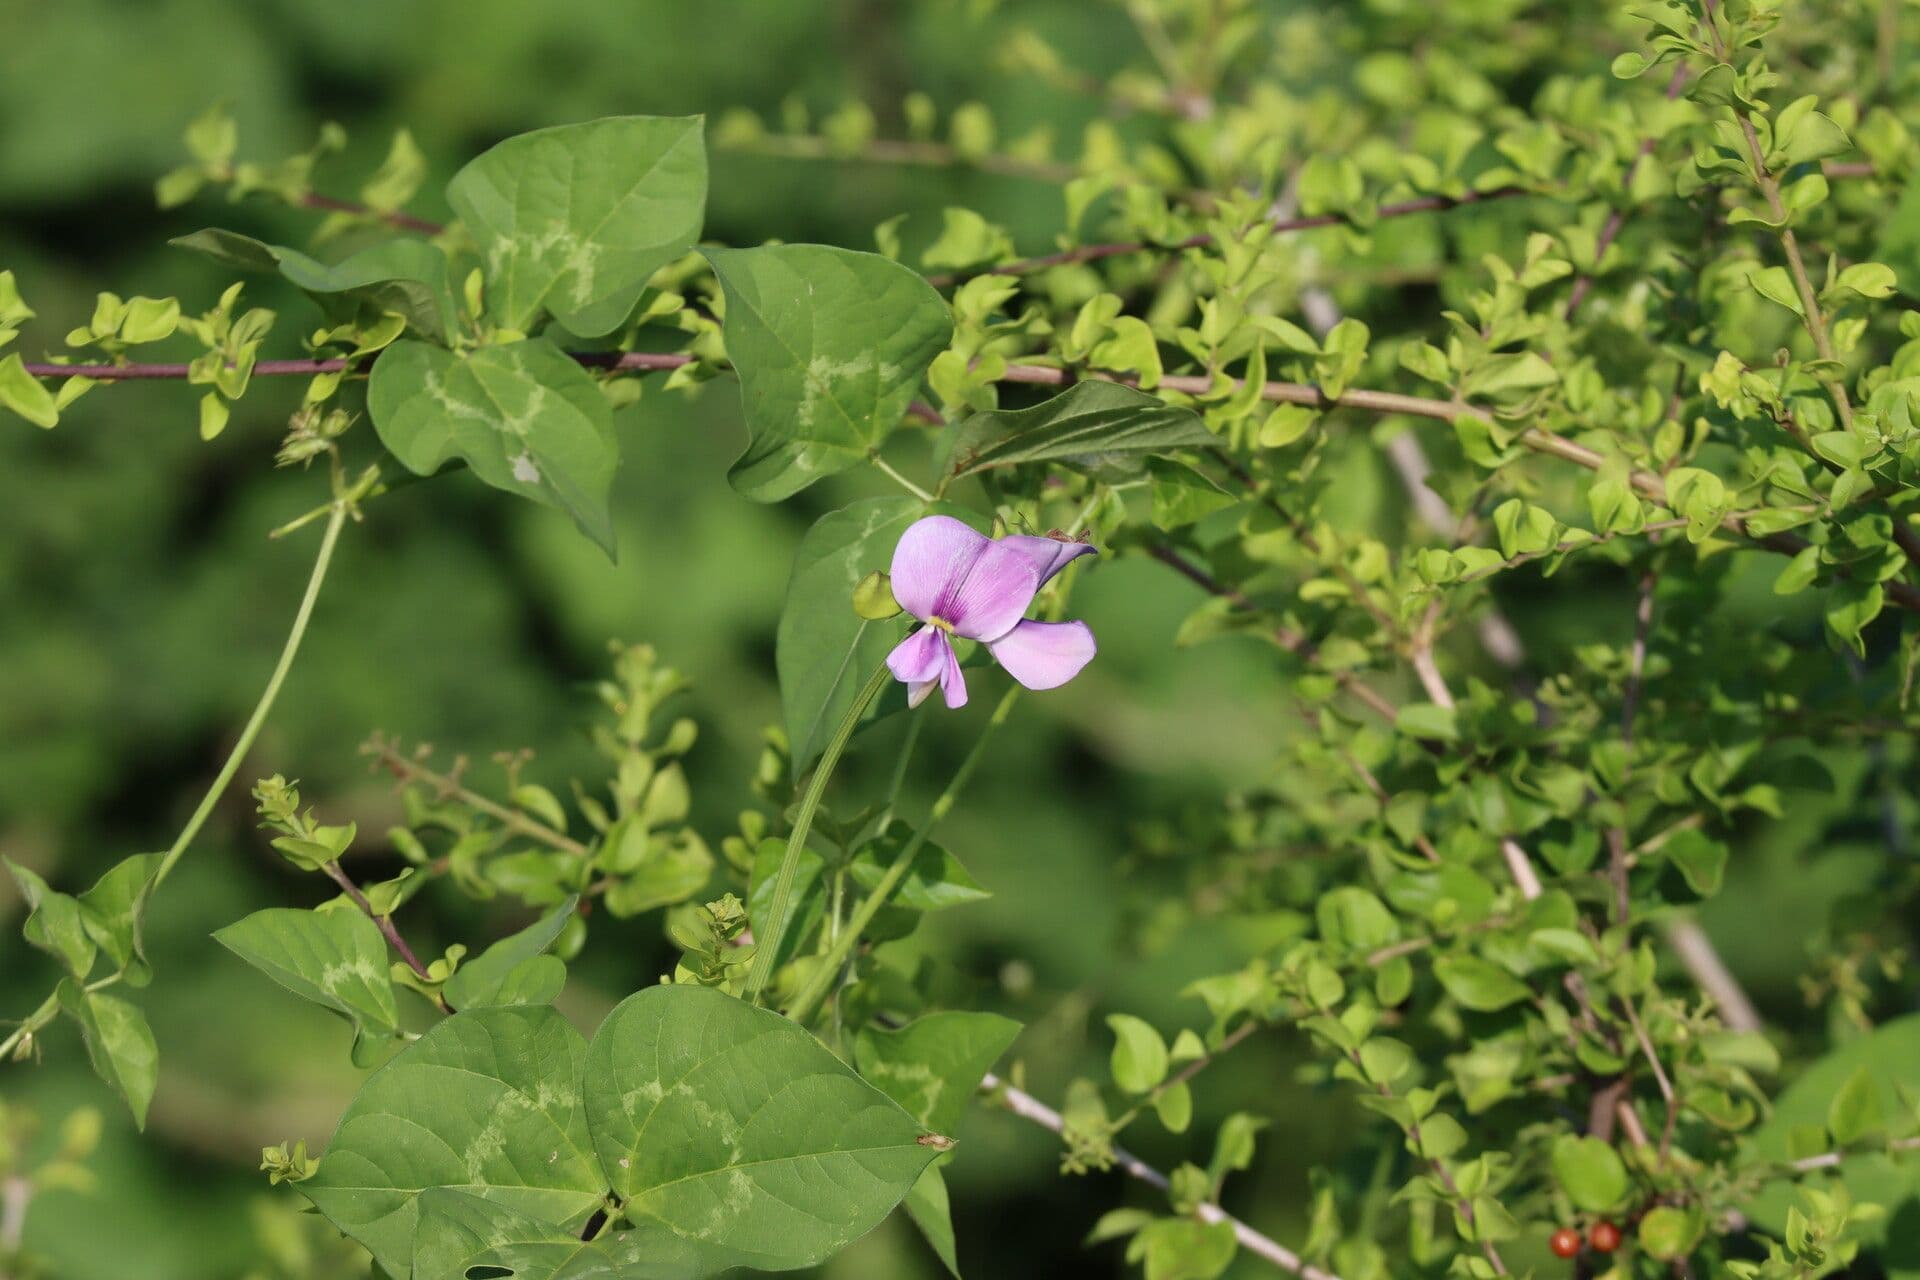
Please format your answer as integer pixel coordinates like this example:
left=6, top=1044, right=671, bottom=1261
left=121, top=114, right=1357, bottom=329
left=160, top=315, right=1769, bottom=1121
left=998, top=534, right=1098, bottom=586
left=941, top=539, right=1041, bottom=641
left=890, top=515, right=990, bottom=623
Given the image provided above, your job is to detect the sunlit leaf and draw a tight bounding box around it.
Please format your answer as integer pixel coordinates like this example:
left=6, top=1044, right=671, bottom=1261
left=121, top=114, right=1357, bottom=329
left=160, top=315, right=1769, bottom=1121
left=368, top=338, right=619, bottom=554
left=300, top=1007, right=605, bottom=1277
left=449, top=116, right=707, bottom=335
left=708, top=243, right=951, bottom=501
left=585, top=984, right=939, bottom=1269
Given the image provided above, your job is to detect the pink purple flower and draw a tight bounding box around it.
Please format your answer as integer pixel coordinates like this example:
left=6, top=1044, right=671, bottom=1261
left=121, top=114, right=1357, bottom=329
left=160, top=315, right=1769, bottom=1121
left=885, top=515, right=1098, bottom=708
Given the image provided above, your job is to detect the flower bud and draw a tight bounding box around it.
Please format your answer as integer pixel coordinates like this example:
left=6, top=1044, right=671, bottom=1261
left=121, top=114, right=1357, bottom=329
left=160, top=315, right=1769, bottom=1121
left=852, top=570, right=901, bottom=619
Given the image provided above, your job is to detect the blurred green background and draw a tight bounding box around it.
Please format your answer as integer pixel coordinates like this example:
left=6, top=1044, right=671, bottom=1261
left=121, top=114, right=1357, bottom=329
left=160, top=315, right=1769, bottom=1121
left=0, top=1, right=1879, bottom=1276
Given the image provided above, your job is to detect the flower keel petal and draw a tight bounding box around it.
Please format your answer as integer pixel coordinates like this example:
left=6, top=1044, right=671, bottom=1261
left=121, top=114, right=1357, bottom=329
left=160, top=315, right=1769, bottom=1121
left=987, top=619, right=1097, bottom=690
left=939, top=635, right=969, bottom=708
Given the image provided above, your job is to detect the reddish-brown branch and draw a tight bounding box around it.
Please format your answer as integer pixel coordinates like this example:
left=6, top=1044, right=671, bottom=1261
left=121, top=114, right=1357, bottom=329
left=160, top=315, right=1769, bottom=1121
left=26, top=349, right=1920, bottom=617
left=929, top=158, right=1875, bottom=289
left=925, top=186, right=1535, bottom=287
left=296, top=191, right=445, bottom=236
left=723, top=132, right=1082, bottom=187
left=363, top=737, right=592, bottom=859
left=320, top=860, right=449, bottom=1011
left=22, top=351, right=693, bottom=381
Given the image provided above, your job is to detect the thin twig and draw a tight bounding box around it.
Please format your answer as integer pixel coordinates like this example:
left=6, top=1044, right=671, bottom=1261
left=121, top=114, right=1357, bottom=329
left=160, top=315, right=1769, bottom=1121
left=20, top=351, right=691, bottom=381
left=1342, top=751, right=1441, bottom=863
left=363, top=739, right=591, bottom=858
left=25, top=340, right=1915, bottom=622
left=927, top=186, right=1536, bottom=286
left=1342, top=1049, right=1508, bottom=1275
left=1698, top=1, right=1854, bottom=436
left=1789, top=1134, right=1920, bottom=1172
left=931, top=158, right=1874, bottom=288
left=1004, top=364, right=1905, bottom=614
left=1408, top=600, right=1544, bottom=900
left=980, top=1073, right=1343, bottom=1280
left=719, top=131, right=1081, bottom=186
left=1661, top=916, right=1762, bottom=1032
left=1289, top=248, right=1532, bottom=679
left=1407, top=601, right=1456, bottom=714
left=1607, top=567, right=1658, bottom=925
left=319, top=860, right=447, bottom=1011
left=1145, top=543, right=1400, bottom=723
left=1210, top=448, right=1400, bottom=637
left=1620, top=996, right=1677, bottom=1166
left=997, top=361, right=1470, bottom=423
left=1413, top=602, right=1543, bottom=901
left=1162, top=1019, right=1259, bottom=1094
left=296, top=191, right=444, bottom=236
left=1563, top=64, right=1689, bottom=319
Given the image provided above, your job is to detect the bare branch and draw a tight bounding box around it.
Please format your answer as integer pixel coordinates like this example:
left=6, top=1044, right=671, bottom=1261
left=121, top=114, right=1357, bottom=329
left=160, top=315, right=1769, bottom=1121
left=1662, top=916, right=1762, bottom=1033
left=981, top=1073, right=1343, bottom=1280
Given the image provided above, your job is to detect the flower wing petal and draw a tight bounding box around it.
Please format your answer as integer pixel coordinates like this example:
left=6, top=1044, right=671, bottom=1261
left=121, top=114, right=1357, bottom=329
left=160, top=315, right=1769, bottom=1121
left=887, top=627, right=949, bottom=686
left=890, top=516, right=990, bottom=622
left=999, top=534, right=1098, bottom=586
left=987, top=619, right=1097, bottom=690
left=944, top=539, right=1042, bottom=641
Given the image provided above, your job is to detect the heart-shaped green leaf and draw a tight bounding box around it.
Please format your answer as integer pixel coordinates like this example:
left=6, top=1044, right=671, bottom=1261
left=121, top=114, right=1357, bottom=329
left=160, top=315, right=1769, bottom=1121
left=213, top=907, right=402, bottom=1061
left=412, top=1189, right=740, bottom=1280
left=300, top=1006, right=605, bottom=1278
left=848, top=825, right=990, bottom=914
left=77, top=852, right=162, bottom=986
left=56, top=979, right=158, bottom=1128
left=368, top=338, right=620, bottom=554
left=6, top=856, right=96, bottom=977
left=448, top=116, right=707, bottom=335
left=854, top=1010, right=1021, bottom=1137
left=707, top=243, right=952, bottom=501
left=584, top=984, right=940, bottom=1271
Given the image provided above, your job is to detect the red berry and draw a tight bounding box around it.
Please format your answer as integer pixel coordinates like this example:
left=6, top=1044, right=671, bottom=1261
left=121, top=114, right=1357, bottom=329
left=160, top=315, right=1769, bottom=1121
left=1589, top=1221, right=1621, bottom=1253
left=1550, top=1227, right=1581, bottom=1259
